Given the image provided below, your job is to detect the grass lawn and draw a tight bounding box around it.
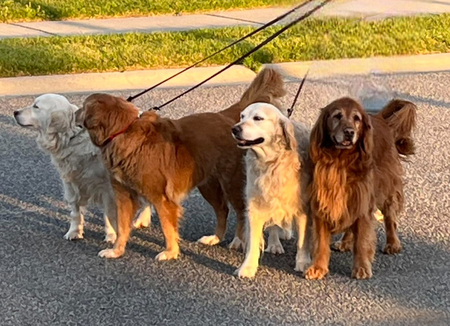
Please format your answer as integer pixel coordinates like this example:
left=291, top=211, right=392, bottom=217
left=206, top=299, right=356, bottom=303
left=1, top=14, right=449, bottom=78
left=0, top=0, right=300, bottom=22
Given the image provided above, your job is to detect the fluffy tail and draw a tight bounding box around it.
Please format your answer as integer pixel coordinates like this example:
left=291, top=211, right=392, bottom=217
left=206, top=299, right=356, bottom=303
left=376, top=99, right=417, bottom=157
left=220, top=67, right=286, bottom=121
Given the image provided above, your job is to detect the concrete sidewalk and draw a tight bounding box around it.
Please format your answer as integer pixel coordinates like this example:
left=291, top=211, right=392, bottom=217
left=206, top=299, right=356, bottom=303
left=1, top=0, right=450, bottom=39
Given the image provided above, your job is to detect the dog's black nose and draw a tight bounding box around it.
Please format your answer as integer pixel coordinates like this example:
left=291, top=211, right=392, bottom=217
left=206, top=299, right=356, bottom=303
left=344, top=128, right=355, bottom=139
left=13, top=111, right=19, bottom=117
left=232, top=125, right=241, bottom=137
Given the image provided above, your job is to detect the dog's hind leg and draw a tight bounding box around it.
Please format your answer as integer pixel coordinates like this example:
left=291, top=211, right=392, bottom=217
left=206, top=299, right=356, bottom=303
left=382, top=191, right=404, bottom=254
left=133, top=205, right=152, bottom=229
left=197, top=181, right=229, bottom=246
left=64, top=203, right=85, bottom=240
left=102, top=191, right=118, bottom=244
left=226, top=184, right=247, bottom=251
left=154, top=197, right=182, bottom=261
left=266, top=226, right=284, bottom=254
left=332, top=229, right=354, bottom=252
left=295, top=213, right=311, bottom=273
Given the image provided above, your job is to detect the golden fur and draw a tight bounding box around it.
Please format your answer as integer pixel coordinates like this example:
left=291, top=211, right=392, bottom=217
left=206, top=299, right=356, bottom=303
left=232, top=103, right=311, bottom=278
left=77, top=68, right=286, bottom=260
left=305, top=97, right=417, bottom=280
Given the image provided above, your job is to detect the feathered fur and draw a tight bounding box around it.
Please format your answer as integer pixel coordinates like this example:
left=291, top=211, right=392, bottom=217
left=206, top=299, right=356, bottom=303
left=305, top=97, right=417, bottom=280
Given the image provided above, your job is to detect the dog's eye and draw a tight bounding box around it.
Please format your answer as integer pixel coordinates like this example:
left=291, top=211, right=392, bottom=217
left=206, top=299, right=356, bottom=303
left=253, top=116, right=264, bottom=121
left=33, top=104, right=39, bottom=109
left=334, top=113, right=342, bottom=120
left=354, top=115, right=361, bottom=122
left=240, top=114, right=245, bottom=120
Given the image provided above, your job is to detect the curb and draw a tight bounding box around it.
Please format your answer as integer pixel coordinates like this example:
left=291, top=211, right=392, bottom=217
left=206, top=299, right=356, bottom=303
left=1, top=53, right=450, bottom=97
left=0, top=66, right=257, bottom=97
left=264, top=53, right=450, bottom=78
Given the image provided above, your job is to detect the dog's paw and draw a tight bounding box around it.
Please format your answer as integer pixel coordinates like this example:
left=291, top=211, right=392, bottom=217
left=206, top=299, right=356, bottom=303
left=352, top=266, right=373, bottom=280
left=265, top=242, right=285, bottom=254
left=155, top=250, right=179, bottom=261
left=234, top=264, right=258, bottom=279
left=104, top=232, right=117, bottom=244
left=294, top=257, right=311, bottom=273
left=197, top=235, right=221, bottom=246
left=305, top=265, right=328, bottom=280
left=98, top=248, right=123, bottom=259
left=332, top=240, right=353, bottom=252
left=63, top=229, right=83, bottom=241
left=383, top=242, right=402, bottom=255
left=229, top=236, right=244, bottom=251
left=133, top=207, right=152, bottom=229
left=279, top=228, right=293, bottom=240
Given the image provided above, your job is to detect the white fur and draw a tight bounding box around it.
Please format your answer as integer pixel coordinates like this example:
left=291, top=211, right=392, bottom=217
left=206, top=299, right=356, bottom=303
left=232, top=103, right=311, bottom=278
left=14, top=94, right=152, bottom=242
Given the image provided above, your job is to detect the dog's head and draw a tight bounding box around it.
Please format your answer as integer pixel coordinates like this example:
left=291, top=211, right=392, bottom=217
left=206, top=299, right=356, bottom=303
left=231, top=102, right=296, bottom=151
left=14, top=94, right=79, bottom=134
left=311, top=97, right=372, bottom=160
left=77, top=93, right=139, bottom=147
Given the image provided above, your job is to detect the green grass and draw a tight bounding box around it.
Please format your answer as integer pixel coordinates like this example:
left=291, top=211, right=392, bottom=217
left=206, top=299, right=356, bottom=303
left=1, top=14, right=449, bottom=78
left=0, top=0, right=300, bottom=22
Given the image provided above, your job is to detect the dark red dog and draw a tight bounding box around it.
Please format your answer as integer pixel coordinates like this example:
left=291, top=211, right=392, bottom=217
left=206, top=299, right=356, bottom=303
left=305, top=97, right=417, bottom=280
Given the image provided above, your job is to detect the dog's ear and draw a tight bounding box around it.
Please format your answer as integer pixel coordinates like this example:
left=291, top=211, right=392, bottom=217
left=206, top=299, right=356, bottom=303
left=359, top=111, right=373, bottom=157
left=47, top=110, right=70, bottom=134
left=310, top=108, right=328, bottom=162
left=280, top=116, right=297, bottom=151
left=74, top=108, right=85, bottom=127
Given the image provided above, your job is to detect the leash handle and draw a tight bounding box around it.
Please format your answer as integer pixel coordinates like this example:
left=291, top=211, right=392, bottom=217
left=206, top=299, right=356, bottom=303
left=126, top=0, right=317, bottom=102
left=287, top=68, right=310, bottom=118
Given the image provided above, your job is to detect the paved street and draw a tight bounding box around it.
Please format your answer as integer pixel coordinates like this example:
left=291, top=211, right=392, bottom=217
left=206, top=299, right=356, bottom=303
left=1, top=71, right=449, bottom=325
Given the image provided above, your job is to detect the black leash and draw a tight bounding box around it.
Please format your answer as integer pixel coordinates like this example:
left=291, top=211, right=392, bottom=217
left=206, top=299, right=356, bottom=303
left=287, top=68, right=310, bottom=118
left=152, top=0, right=331, bottom=111
left=126, top=0, right=316, bottom=103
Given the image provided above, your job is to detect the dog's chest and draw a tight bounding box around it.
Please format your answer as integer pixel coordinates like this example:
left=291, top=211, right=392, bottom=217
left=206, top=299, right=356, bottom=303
left=313, top=162, right=372, bottom=227
left=246, top=155, right=301, bottom=220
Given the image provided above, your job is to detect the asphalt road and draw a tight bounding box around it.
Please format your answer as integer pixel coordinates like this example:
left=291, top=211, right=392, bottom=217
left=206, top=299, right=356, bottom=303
left=1, top=72, right=449, bottom=326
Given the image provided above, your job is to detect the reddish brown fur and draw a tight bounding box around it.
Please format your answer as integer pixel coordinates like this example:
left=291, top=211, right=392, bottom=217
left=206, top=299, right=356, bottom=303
left=305, top=97, right=417, bottom=280
left=79, top=68, right=286, bottom=260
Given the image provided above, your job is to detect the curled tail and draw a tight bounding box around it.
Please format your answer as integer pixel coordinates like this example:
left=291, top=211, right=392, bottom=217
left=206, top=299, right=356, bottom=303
left=220, top=67, right=286, bottom=121
left=376, top=99, right=417, bottom=157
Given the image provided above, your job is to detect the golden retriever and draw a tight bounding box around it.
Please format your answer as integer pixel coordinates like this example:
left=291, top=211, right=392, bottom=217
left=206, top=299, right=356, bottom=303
left=232, top=102, right=311, bottom=278
left=305, top=97, right=417, bottom=280
left=77, top=68, right=286, bottom=260
left=13, top=94, right=151, bottom=243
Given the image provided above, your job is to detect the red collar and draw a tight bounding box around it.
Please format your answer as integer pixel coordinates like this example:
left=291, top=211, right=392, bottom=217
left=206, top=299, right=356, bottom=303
left=101, top=118, right=137, bottom=147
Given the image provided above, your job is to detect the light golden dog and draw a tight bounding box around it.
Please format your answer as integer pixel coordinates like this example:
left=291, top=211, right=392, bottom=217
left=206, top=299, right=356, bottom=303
left=232, top=103, right=311, bottom=278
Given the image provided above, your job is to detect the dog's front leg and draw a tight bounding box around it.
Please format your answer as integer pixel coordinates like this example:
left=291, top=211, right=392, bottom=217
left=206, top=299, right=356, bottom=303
left=351, top=215, right=376, bottom=279
left=294, top=213, right=311, bottom=273
left=235, top=209, right=266, bottom=279
left=63, top=182, right=84, bottom=240
left=305, top=216, right=331, bottom=280
left=99, top=183, right=137, bottom=259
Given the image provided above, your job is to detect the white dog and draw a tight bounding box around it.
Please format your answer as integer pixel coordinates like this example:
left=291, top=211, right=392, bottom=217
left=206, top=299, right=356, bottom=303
left=13, top=94, right=151, bottom=242
left=231, top=102, right=311, bottom=278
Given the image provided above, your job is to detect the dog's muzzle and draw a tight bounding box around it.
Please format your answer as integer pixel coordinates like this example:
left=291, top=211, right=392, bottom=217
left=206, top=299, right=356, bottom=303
left=231, top=125, right=264, bottom=148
